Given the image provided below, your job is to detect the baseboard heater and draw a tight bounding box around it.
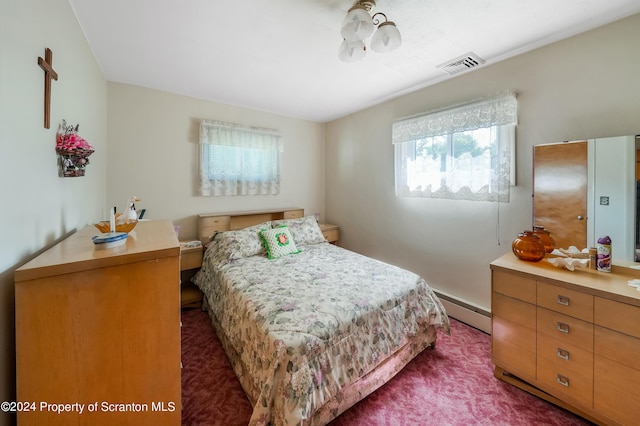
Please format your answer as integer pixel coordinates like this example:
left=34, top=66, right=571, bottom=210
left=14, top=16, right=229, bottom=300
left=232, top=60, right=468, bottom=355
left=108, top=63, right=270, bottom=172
left=433, top=290, right=492, bottom=334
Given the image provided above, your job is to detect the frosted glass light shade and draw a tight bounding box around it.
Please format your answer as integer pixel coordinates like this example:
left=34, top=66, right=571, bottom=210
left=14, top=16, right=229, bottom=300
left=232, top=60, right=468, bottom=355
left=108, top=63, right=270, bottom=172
left=341, top=6, right=374, bottom=41
left=338, top=39, right=366, bottom=62
left=370, top=21, right=402, bottom=52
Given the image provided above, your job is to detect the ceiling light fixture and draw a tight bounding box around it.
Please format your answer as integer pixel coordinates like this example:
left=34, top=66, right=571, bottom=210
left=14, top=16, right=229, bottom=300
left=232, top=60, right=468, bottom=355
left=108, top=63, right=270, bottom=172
left=339, top=0, right=401, bottom=62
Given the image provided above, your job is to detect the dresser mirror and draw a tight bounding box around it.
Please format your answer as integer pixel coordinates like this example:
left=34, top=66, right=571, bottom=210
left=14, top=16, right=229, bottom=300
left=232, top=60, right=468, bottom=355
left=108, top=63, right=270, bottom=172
left=533, top=134, right=639, bottom=263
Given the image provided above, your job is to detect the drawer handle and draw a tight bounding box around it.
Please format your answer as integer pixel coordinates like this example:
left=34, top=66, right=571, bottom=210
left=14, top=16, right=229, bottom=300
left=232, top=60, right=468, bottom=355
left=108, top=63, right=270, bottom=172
left=556, top=348, right=570, bottom=361
left=557, top=374, right=570, bottom=387
left=556, top=295, right=570, bottom=306
left=556, top=322, right=570, bottom=333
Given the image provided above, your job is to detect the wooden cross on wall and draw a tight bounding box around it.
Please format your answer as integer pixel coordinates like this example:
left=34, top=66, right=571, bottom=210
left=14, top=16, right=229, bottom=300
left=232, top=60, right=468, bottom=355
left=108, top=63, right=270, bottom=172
left=37, top=48, right=58, bottom=129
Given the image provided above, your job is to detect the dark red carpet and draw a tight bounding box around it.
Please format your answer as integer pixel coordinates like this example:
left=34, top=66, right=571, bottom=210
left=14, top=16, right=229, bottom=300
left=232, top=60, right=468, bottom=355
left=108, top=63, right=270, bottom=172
left=181, top=308, right=591, bottom=426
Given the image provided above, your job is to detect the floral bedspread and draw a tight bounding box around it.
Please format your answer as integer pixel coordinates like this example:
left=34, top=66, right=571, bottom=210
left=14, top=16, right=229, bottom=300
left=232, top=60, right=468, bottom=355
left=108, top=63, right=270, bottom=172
left=193, top=242, right=450, bottom=426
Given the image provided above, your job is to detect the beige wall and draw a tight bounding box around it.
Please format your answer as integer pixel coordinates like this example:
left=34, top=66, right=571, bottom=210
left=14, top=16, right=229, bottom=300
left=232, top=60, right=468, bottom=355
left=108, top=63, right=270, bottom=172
left=325, top=13, right=640, bottom=311
left=106, top=83, right=325, bottom=241
left=2, top=1, right=640, bottom=423
left=0, top=0, right=108, bottom=423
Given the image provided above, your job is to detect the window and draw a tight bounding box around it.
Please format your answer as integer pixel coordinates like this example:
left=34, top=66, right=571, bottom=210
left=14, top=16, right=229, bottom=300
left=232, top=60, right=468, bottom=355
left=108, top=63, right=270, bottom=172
left=199, top=120, right=283, bottom=196
left=393, top=92, right=517, bottom=202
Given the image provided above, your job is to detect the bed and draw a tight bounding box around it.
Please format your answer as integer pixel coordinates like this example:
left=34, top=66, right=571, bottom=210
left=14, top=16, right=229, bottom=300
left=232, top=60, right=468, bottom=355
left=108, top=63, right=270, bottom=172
left=192, top=208, right=450, bottom=426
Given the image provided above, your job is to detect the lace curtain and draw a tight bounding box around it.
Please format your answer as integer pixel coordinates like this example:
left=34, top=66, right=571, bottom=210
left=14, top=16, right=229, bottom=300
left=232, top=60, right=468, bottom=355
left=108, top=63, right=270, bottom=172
left=199, top=120, right=283, bottom=196
left=392, top=91, right=518, bottom=202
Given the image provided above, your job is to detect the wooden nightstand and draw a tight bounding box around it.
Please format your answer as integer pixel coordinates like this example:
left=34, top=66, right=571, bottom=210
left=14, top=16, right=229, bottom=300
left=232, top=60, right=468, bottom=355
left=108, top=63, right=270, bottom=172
left=180, top=242, right=203, bottom=309
left=319, top=223, right=340, bottom=244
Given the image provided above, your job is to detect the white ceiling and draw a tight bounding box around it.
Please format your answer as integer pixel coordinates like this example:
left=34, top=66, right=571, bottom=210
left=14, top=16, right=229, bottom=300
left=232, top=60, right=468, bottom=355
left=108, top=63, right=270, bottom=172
left=69, top=0, right=640, bottom=123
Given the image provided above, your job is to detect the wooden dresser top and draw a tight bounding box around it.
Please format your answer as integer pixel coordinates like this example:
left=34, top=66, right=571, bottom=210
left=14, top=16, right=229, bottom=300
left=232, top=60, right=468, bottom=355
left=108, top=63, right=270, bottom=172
left=491, top=252, right=640, bottom=307
left=15, top=220, right=179, bottom=282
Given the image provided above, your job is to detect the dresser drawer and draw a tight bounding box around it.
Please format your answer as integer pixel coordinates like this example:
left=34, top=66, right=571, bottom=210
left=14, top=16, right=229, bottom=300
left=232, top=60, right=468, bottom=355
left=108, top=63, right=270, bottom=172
left=537, top=281, right=593, bottom=322
left=537, top=332, right=593, bottom=378
left=594, top=354, right=640, bottom=425
left=492, top=293, right=536, bottom=379
left=537, top=307, right=593, bottom=350
left=493, top=316, right=536, bottom=379
left=493, top=315, right=536, bottom=352
left=594, top=325, right=640, bottom=369
left=537, top=355, right=593, bottom=407
left=492, top=270, right=536, bottom=303
left=594, top=297, right=640, bottom=339
left=493, top=292, right=536, bottom=329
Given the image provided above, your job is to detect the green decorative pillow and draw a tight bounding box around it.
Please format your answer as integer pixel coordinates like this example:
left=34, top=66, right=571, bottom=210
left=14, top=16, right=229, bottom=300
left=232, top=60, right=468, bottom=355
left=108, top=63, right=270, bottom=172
left=259, top=226, right=300, bottom=259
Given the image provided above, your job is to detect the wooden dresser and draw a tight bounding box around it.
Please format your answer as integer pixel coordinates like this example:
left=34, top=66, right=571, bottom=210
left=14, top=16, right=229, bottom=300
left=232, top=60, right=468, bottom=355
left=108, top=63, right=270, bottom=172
left=490, top=253, right=640, bottom=425
left=14, top=220, right=181, bottom=425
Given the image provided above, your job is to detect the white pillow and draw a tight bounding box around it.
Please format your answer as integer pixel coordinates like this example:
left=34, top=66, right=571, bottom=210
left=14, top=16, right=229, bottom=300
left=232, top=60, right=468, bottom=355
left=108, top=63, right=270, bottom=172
left=207, top=221, right=271, bottom=261
left=271, top=216, right=325, bottom=246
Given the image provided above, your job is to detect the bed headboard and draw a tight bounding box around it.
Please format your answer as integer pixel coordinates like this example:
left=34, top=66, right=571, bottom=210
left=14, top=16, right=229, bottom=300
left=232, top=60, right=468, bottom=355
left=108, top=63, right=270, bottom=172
left=197, top=208, right=304, bottom=245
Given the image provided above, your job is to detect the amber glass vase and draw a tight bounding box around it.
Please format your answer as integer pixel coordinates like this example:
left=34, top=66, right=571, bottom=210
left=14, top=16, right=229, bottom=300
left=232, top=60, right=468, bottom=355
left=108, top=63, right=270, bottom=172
left=532, top=226, right=555, bottom=253
left=512, top=231, right=546, bottom=262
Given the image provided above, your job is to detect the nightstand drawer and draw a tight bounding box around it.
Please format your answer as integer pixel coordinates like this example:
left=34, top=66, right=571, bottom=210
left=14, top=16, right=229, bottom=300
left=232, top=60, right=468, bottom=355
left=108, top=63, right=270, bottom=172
left=180, top=247, right=203, bottom=271
left=322, top=228, right=339, bottom=243
left=319, top=223, right=339, bottom=244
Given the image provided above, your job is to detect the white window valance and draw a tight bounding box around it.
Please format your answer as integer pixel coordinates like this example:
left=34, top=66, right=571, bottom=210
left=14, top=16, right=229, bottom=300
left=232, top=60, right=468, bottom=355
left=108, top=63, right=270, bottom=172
left=392, top=91, right=518, bottom=144
left=199, top=120, right=284, bottom=151
left=199, top=120, right=283, bottom=196
left=393, top=92, right=518, bottom=202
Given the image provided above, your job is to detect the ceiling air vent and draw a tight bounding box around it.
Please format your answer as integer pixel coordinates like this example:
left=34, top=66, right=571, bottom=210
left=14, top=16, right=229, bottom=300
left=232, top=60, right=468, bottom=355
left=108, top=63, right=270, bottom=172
left=437, top=52, right=486, bottom=75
